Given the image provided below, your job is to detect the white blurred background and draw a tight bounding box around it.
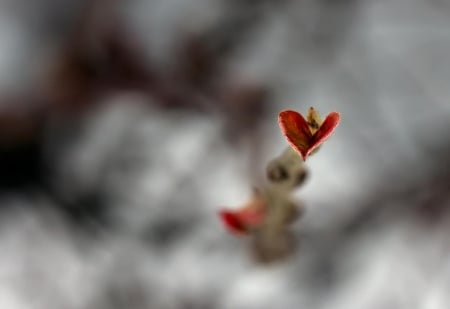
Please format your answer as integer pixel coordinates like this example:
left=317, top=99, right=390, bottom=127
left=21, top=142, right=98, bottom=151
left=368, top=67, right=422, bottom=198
left=0, top=0, right=450, bottom=308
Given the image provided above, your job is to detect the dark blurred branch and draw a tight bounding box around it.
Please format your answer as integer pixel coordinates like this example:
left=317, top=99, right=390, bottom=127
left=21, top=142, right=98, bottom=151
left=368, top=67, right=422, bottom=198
left=0, top=0, right=272, bottom=228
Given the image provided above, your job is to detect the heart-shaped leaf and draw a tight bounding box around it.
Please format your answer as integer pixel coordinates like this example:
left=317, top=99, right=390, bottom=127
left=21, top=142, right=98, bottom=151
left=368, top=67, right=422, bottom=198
left=279, top=109, right=340, bottom=161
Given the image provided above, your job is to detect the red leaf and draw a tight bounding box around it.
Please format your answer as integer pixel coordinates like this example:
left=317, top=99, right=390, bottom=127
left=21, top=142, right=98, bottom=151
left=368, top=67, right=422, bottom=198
left=219, top=199, right=267, bottom=235
left=219, top=210, right=248, bottom=235
left=278, top=110, right=312, bottom=160
left=309, top=112, right=340, bottom=155
left=278, top=109, right=340, bottom=160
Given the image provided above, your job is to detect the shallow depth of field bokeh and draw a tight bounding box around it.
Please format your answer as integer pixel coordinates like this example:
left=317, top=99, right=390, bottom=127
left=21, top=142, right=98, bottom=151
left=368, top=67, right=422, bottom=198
left=0, top=0, right=450, bottom=308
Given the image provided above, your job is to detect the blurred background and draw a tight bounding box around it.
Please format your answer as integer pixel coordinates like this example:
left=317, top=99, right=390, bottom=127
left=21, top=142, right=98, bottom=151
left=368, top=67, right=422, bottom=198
left=0, top=0, right=450, bottom=308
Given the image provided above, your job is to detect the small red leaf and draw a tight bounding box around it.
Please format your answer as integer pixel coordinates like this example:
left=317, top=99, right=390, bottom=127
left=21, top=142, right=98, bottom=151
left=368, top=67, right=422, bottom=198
left=278, top=110, right=312, bottom=160
left=219, top=197, right=267, bottom=235
left=309, top=111, right=340, bottom=156
left=279, top=109, right=340, bottom=160
left=219, top=210, right=248, bottom=234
